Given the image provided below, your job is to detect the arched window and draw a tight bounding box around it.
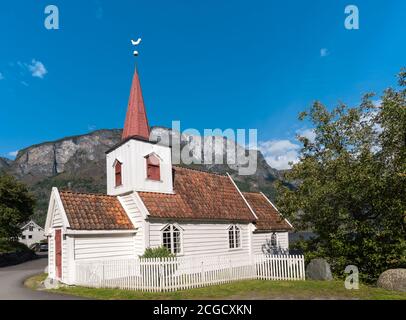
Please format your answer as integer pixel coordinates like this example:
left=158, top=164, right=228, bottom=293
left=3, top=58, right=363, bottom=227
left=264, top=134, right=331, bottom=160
left=114, top=160, right=122, bottom=187
left=228, top=225, right=241, bottom=249
left=162, top=224, right=182, bottom=254
left=146, top=154, right=161, bottom=181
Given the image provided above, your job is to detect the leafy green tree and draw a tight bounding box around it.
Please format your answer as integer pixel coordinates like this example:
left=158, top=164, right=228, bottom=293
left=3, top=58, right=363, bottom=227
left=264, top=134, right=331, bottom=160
left=277, top=69, right=406, bottom=283
left=0, top=175, right=35, bottom=240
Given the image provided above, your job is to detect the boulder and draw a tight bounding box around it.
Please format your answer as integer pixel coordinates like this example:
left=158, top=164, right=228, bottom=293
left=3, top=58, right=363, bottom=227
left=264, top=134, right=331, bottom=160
left=377, top=269, right=406, bottom=292
left=306, top=258, right=333, bottom=280
left=43, top=277, right=60, bottom=289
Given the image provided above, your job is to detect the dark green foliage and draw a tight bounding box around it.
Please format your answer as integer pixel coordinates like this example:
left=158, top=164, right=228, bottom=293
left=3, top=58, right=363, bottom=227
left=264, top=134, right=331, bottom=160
left=0, top=175, right=35, bottom=240
left=0, top=239, right=32, bottom=254
left=141, top=246, right=175, bottom=259
left=277, top=69, right=406, bottom=283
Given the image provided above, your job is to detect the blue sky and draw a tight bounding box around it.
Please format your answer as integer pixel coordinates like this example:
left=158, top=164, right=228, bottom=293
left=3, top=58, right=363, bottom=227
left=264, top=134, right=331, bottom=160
left=1, top=0, right=405, bottom=169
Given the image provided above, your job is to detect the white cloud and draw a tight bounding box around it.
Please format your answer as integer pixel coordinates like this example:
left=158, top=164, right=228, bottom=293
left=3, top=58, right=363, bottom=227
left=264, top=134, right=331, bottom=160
left=372, top=99, right=382, bottom=107
left=21, top=81, right=29, bottom=87
left=28, top=59, right=47, bottom=79
left=0, top=72, right=4, bottom=80
left=297, top=128, right=316, bottom=143
left=320, top=48, right=329, bottom=57
left=8, top=150, right=19, bottom=158
left=258, top=140, right=300, bottom=170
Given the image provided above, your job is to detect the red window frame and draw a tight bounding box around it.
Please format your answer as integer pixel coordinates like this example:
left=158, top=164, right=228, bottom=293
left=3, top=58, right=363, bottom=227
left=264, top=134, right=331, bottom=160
left=114, top=160, right=122, bottom=187
left=146, top=154, right=160, bottom=181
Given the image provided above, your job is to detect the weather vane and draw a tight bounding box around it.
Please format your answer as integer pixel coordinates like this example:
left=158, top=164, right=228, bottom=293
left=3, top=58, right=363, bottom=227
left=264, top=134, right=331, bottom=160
left=131, top=38, right=142, bottom=56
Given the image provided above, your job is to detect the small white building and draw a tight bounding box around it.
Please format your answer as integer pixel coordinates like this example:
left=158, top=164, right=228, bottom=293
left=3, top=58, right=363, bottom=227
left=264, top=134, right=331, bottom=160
left=19, top=220, right=46, bottom=248
left=45, top=66, right=293, bottom=285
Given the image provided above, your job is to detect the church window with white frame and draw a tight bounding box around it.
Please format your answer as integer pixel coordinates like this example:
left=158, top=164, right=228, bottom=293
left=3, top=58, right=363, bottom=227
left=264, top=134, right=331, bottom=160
left=228, top=225, right=241, bottom=249
left=162, top=224, right=182, bottom=254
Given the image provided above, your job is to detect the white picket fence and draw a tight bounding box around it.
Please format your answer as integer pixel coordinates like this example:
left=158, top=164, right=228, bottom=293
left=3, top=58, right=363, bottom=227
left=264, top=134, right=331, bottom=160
left=75, top=254, right=305, bottom=292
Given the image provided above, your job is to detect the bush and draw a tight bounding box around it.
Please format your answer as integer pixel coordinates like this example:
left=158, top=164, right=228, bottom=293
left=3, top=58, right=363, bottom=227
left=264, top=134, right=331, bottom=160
left=0, top=174, right=35, bottom=239
left=0, top=239, right=32, bottom=254
left=0, top=239, right=36, bottom=267
left=276, top=70, right=406, bottom=283
left=141, top=246, right=174, bottom=259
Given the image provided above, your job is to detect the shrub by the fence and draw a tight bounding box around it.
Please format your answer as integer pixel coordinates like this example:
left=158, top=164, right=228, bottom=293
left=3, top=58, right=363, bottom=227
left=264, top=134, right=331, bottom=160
left=141, top=246, right=174, bottom=259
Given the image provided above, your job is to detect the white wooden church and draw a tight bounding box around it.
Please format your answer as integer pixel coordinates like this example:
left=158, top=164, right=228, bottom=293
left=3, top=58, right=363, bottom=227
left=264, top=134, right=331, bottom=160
left=45, top=65, right=293, bottom=284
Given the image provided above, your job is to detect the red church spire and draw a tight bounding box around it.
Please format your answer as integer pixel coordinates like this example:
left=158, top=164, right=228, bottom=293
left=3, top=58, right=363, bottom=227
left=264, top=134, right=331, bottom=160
left=122, top=65, right=150, bottom=140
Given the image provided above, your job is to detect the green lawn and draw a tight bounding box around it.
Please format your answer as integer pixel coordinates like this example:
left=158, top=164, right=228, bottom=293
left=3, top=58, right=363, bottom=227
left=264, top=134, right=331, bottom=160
left=24, top=273, right=49, bottom=290
left=26, top=274, right=406, bottom=300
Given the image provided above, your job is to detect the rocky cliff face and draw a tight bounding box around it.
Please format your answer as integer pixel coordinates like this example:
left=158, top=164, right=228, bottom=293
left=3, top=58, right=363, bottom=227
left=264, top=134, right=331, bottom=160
left=3, top=128, right=290, bottom=226
left=0, top=157, right=11, bottom=171
left=9, top=129, right=122, bottom=183
left=150, top=126, right=284, bottom=179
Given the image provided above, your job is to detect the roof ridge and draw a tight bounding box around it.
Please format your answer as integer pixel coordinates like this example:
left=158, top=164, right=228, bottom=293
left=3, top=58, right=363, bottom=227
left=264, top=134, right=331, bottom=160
left=173, top=165, right=228, bottom=177
left=138, top=191, right=177, bottom=196
left=59, top=190, right=116, bottom=198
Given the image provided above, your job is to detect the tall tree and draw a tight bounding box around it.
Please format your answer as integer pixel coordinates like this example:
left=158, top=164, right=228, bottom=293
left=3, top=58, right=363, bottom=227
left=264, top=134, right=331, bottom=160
left=0, top=175, right=35, bottom=240
left=277, top=70, right=406, bottom=282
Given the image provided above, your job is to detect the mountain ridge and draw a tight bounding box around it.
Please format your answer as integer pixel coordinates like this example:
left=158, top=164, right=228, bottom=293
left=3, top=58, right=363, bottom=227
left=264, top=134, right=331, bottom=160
left=13, top=129, right=120, bottom=161
left=2, top=128, right=290, bottom=226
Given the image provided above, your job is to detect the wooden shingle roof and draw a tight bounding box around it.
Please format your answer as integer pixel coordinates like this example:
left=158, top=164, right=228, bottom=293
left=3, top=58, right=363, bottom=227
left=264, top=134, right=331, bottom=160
left=60, top=191, right=134, bottom=230
left=242, top=192, right=293, bottom=231
left=138, top=167, right=256, bottom=222
left=57, top=169, right=294, bottom=232
left=122, top=66, right=150, bottom=140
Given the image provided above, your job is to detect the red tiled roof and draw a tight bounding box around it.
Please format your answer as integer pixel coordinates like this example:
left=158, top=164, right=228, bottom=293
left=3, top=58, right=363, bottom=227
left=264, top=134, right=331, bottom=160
left=242, top=192, right=293, bottom=231
left=138, top=167, right=256, bottom=222
left=59, top=191, right=134, bottom=230
left=122, top=66, right=150, bottom=140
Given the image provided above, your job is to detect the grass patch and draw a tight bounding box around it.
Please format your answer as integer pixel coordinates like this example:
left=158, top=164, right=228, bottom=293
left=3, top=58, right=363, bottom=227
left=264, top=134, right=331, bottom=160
left=24, top=273, right=48, bottom=290
left=25, top=275, right=406, bottom=300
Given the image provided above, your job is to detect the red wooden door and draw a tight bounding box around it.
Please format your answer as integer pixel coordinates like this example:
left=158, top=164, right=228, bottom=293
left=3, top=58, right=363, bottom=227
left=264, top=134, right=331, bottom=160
left=55, top=229, right=62, bottom=279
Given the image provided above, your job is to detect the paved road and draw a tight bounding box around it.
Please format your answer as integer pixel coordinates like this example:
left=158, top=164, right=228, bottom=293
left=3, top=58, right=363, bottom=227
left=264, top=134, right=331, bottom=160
left=0, top=255, right=82, bottom=300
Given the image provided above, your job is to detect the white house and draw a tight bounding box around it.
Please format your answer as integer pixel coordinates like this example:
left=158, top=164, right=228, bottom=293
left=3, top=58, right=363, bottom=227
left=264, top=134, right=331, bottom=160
left=19, top=220, right=46, bottom=248
left=45, top=65, right=293, bottom=284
